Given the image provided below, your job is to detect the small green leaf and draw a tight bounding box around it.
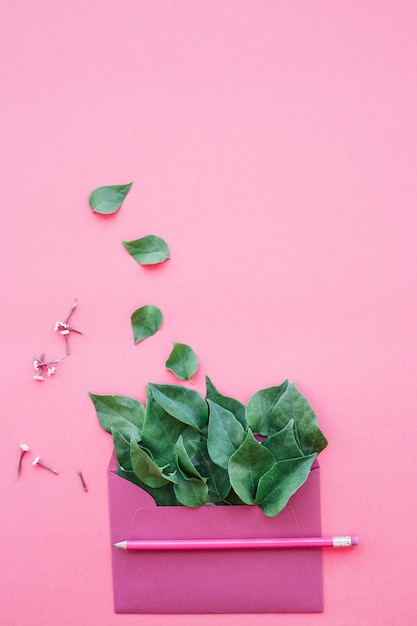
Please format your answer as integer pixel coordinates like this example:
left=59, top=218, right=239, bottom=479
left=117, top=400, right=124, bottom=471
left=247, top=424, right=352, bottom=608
left=275, top=383, right=328, bottom=455
left=224, top=487, right=246, bottom=505
left=181, top=426, right=204, bottom=459
left=256, top=454, right=317, bottom=517
left=197, top=448, right=231, bottom=503
left=117, top=465, right=178, bottom=505
left=174, top=472, right=209, bottom=507
left=117, top=464, right=143, bottom=488
left=89, top=392, right=144, bottom=441
left=246, top=380, right=289, bottom=436
left=148, top=383, right=208, bottom=430
left=89, top=182, right=133, bottom=215
left=130, top=437, right=172, bottom=489
left=141, top=386, right=188, bottom=467
left=147, top=482, right=179, bottom=506
left=261, top=420, right=303, bottom=462
left=111, top=428, right=133, bottom=471
left=122, top=235, right=169, bottom=265
left=173, top=435, right=202, bottom=480
left=171, top=434, right=215, bottom=507
left=228, top=430, right=275, bottom=504
left=131, top=305, right=163, bottom=344
left=166, top=342, right=199, bottom=381
left=205, top=376, right=246, bottom=427
left=207, top=400, right=245, bottom=470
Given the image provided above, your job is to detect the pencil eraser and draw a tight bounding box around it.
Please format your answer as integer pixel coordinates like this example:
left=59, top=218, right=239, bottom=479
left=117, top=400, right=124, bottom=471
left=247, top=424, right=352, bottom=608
left=351, top=536, right=359, bottom=546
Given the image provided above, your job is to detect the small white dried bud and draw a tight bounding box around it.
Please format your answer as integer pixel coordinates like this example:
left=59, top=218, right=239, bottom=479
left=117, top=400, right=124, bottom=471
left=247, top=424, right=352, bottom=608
left=60, top=329, right=70, bottom=336
left=33, top=374, right=44, bottom=381
left=20, top=444, right=30, bottom=452
left=46, top=366, right=56, bottom=376
left=32, top=456, right=59, bottom=474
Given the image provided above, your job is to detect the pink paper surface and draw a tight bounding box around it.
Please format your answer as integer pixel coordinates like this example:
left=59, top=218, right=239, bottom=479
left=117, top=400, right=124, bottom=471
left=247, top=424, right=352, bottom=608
left=1, top=1, right=417, bottom=624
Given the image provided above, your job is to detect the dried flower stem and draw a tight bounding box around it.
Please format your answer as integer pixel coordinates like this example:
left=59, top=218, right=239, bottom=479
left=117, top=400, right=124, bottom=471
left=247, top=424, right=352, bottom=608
left=77, top=470, right=88, bottom=492
left=33, top=352, right=64, bottom=381
left=32, top=456, right=59, bottom=474
left=17, top=444, right=30, bottom=480
left=54, top=299, right=83, bottom=355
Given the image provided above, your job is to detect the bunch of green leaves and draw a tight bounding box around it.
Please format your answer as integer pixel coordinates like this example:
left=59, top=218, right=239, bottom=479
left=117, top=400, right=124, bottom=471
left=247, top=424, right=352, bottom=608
left=89, top=377, right=327, bottom=517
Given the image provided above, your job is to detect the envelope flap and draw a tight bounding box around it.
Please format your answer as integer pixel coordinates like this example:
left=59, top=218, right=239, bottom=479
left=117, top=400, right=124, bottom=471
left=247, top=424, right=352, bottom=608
left=107, top=453, right=156, bottom=543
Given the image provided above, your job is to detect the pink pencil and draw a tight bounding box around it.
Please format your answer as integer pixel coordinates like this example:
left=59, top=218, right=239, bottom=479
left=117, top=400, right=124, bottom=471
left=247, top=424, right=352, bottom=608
left=113, top=536, right=359, bottom=551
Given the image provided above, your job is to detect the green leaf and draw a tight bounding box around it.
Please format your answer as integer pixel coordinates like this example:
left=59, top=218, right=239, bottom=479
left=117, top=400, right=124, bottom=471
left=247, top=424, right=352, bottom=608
left=148, top=383, right=208, bottom=431
left=198, top=448, right=231, bottom=503
left=274, top=383, right=328, bottom=455
left=174, top=472, right=209, bottom=507
left=228, top=430, right=275, bottom=504
left=147, top=483, right=179, bottom=506
left=180, top=426, right=203, bottom=460
left=165, top=342, right=199, bottom=381
left=117, top=464, right=143, bottom=487
left=207, top=400, right=246, bottom=470
left=173, top=435, right=202, bottom=480
left=246, top=380, right=289, bottom=436
left=111, top=428, right=132, bottom=471
left=89, top=392, right=144, bottom=441
left=261, top=420, right=303, bottom=462
left=224, top=487, right=246, bottom=505
left=141, top=386, right=189, bottom=467
left=205, top=376, right=246, bottom=427
left=89, top=182, right=133, bottom=215
left=131, top=305, right=162, bottom=344
left=122, top=235, right=169, bottom=265
left=117, top=465, right=178, bottom=505
left=130, top=437, right=172, bottom=489
left=256, top=454, right=317, bottom=517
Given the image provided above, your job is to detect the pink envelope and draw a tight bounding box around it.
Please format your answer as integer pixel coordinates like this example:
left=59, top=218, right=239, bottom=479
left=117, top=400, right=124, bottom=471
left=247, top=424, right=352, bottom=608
left=107, top=454, right=323, bottom=613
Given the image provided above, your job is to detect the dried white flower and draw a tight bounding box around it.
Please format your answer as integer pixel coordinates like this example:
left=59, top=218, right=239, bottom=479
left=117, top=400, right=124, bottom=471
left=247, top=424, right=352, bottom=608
left=32, top=456, right=58, bottom=474
left=18, top=444, right=30, bottom=479
left=54, top=300, right=83, bottom=355
left=32, top=353, right=63, bottom=381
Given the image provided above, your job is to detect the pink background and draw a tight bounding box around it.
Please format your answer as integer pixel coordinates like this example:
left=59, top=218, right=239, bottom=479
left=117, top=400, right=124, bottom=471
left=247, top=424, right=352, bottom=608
left=2, top=1, right=417, bottom=624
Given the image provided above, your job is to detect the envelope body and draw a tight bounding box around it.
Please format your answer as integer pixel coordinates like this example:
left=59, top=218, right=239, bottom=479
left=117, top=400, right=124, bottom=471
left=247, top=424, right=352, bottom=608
left=107, top=454, right=323, bottom=613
